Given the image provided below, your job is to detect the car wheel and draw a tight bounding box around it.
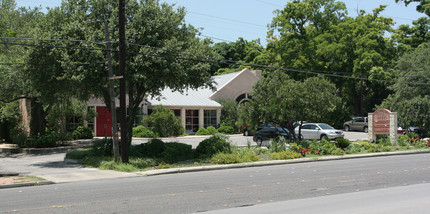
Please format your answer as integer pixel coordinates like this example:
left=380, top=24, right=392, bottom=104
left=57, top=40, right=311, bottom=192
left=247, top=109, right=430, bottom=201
left=256, top=138, right=263, bottom=146
left=344, top=126, right=350, bottom=132
left=364, top=127, right=368, bottom=133
left=320, top=134, right=328, bottom=141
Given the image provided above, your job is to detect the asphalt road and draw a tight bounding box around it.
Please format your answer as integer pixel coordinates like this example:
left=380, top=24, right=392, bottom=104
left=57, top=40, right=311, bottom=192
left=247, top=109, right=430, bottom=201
left=1, top=152, right=428, bottom=214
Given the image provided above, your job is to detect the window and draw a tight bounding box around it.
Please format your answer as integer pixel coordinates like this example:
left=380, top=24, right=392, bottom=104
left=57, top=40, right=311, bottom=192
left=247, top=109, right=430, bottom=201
left=186, top=110, right=199, bottom=133
left=302, top=125, right=311, bottom=129
left=204, top=110, right=217, bottom=128
left=66, top=116, right=83, bottom=132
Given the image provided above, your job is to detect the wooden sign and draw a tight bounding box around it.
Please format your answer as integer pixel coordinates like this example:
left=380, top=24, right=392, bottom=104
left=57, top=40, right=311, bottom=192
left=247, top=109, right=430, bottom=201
left=373, top=109, right=391, bottom=135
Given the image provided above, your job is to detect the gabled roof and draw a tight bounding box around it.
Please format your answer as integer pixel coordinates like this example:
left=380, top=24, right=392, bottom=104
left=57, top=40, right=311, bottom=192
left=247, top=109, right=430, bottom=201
left=146, top=70, right=242, bottom=108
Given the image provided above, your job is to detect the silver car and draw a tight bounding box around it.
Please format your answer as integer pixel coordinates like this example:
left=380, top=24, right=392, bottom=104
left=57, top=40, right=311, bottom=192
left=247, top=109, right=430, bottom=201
left=294, top=123, right=344, bottom=140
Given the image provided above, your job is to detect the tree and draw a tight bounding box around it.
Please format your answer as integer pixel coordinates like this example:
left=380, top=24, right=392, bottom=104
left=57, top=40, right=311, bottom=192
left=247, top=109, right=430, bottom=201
left=246, top=70, right=341, bottom=139
left=24, top=0, right=218, bottom=144
left=143, top=106, right=183, bottom=137
left=379, top=43, right=430, bottom=133
left=218, top=99, right=239, bottom=131
left=212, top=38, right=263, bottom=75
left=0, top=1, right=43, bottom=138
left=392, top=17, right=430, bottom=53
left=267, top=0, right=397, bottom=117
left=395, top=0, right=430, bottom=16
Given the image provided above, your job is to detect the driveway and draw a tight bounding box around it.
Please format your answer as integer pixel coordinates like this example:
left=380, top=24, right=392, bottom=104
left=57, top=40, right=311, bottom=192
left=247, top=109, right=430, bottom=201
left=131, top=131, right=368, bottom=148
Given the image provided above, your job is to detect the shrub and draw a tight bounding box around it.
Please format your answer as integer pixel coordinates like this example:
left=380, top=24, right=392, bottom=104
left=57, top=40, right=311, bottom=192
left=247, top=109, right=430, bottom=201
left=376, top=138, right=391, bottom=146
left=73, top=126, right=93, bottom=139
left=206, top=126, right=218, bottom=135
left=398, top=135, right=411, bottom=146
left=195, top=127, right=210, bottom=135
left=217, top=124, right=235, bottom=134
left=210, top=153, right=241, bottom=164
left=271, top=150, right=302, bottom=160
left=133, top=126, right=157, bottom=138
left=162, top=142, right=193, bottom=163
left=194, top=133, right=231, bottom=159
left=91, top=138, right=113, bottom=156
left=143, top=106, right=184, bottom=137
left=144, top=139, right=166, bottom=158
left=21, top=131, right=69, bottom=148
left=269, top=137, right=287, bottom=153
left=336, top=138, right=351, bottom=150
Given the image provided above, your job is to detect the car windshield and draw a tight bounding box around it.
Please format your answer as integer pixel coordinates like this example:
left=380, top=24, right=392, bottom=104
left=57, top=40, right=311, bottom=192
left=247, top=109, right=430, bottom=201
left=318, top=123, right=334, bottom=130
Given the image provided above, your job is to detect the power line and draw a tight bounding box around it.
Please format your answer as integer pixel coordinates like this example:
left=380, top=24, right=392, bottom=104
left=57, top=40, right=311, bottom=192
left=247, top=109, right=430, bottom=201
left=0, top=37, right=107, bottom=45
left=1, top=39, right=429, bottom=86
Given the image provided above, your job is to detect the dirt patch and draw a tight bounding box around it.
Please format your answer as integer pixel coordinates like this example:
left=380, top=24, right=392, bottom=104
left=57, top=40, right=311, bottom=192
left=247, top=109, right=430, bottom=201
left=0, top=176, right=45, bottom=185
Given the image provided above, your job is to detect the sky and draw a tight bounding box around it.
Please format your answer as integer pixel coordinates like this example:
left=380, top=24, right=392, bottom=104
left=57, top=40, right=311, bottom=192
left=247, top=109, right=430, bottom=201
left=15, top=0, right=425, bottom=46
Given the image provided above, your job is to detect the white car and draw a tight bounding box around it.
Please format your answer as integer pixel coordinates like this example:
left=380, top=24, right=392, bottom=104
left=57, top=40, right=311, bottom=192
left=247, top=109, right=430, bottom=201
left=295, top=123, right=344, bottom=140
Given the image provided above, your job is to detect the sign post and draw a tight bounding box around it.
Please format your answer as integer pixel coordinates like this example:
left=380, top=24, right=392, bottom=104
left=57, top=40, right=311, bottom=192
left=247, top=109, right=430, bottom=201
left=368, top=109, right=398, bottom=145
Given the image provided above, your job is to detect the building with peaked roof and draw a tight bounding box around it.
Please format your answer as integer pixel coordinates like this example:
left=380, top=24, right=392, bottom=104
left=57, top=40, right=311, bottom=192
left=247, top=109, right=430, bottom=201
left=89, top=68, right=261, bottom=136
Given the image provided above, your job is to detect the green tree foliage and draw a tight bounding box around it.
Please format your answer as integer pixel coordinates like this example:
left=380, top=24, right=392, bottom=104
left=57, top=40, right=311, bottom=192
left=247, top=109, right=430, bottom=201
left=395, top=0, right=430, bottom=16
left=392, top=17, right=430, bottom=53
left=246, top=70, right=341, bottom=138
left=143, top=106, right=184, bottom=137
left=212, top=38, right=263, bottom=75
left=218, top=99, right=239, bottom=130
left=268, top=0, right=396, bottom=116
left=379, top=43, right=430, bottom=133
left=0, top=1, right=43, bottom=138
left=21, top=0, right=218, bottom=141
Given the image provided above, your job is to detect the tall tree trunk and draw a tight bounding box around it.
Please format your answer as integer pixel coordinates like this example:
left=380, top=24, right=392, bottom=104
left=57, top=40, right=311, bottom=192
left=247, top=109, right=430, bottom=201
left=30, top=97, right=47, bottom=136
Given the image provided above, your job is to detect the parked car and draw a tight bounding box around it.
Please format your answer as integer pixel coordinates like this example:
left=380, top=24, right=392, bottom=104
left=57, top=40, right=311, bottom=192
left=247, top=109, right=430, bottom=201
left=343, top=117, right=368, bottom=132
left=407, top=126, right=427, bottom=138
left=253, top=126, right=292, bottom=147
left=397, top=125, right=405, bottom=135
left=295, top=123, right=344, bottom=140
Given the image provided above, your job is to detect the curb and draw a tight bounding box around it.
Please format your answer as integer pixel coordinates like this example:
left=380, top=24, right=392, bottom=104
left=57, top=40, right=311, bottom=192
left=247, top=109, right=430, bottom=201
left=0, top=181, right=55, bottom=189
left=0, top=140, right=92, bottom=155
left=137, top=149, right=430, bottom=176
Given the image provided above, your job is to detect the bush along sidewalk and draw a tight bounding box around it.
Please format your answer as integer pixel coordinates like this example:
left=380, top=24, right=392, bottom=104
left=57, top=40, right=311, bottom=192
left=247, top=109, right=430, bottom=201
left=65, top=134, right=430, bottom=172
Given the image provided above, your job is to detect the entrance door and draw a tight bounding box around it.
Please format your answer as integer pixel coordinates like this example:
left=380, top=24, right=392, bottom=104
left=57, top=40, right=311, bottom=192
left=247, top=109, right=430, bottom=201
left=96, top=106, right=112, bottom=137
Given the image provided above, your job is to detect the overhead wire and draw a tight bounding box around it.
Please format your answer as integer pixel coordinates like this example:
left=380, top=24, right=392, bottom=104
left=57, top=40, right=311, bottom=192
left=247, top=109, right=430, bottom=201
left=0, top=37, right=429, bottom=86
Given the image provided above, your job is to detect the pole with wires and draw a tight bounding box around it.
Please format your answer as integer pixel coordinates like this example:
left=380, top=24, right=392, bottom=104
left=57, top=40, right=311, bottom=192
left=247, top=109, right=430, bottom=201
left=104, top=19, right=120, bottom=162
left=119, top=0, right=129, bottom=163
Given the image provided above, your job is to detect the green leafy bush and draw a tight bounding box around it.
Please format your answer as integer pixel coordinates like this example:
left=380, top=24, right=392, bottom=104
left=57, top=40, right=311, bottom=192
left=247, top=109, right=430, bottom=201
left=398, top=135, right=411, bottom=146
left=210, top=153, right=241, bottom=164
left=271, top=150, right=302, bottom=160
left=194, top=133, right=231, bottom=159
left=132, top=125, right=157, bottom=138
left=195, top=127, right=210, bottom=135
left=91, top=138, right=113, bottom=156
left=206, top=126, right=218, bottom=135
left=143, top=106, right=184, bottom=137
left=144, top=139, right=166, bottom=158
left=336, top=138, right=351, bottom=150
left=72, top=126, right=93, bottom=139
left=22, top=131, right=69, bottom=148
left=129, top=139, right=165, bottom=158
left=162, top=143, right=193, bottom=163
left=269, top=137, right=288, bottom=153
left=217, top=124, right=235, bottom=134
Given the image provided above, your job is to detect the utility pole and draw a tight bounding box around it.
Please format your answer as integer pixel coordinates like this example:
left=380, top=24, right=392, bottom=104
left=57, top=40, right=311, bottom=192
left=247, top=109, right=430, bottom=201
left=119, top=0, right=129, bottom=163
left=104, top=19, right=120, bottom=162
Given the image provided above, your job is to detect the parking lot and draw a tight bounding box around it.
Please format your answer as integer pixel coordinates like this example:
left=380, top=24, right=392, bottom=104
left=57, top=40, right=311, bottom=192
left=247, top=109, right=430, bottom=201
left=131, top=131, right=369, bottom=148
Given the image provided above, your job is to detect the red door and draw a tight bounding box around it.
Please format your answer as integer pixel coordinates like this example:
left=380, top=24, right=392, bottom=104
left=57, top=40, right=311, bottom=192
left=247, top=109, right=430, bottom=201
left=96, top=106, right=112, bottom=137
